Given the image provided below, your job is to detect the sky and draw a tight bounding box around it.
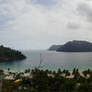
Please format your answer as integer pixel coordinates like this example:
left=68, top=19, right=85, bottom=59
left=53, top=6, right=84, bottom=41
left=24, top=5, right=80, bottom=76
left=0, top=0, right=92, bottom=50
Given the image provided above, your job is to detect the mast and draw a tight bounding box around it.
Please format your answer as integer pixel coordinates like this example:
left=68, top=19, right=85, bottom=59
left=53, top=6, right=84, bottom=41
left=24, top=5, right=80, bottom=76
left=38, top=53, right=42, bottom=69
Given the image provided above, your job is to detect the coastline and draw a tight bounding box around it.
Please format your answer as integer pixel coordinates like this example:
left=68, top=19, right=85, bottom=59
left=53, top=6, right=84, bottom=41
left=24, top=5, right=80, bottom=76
left=1, top=50, right=92, bottom=72
left=0, top=68, right=91, bottom=82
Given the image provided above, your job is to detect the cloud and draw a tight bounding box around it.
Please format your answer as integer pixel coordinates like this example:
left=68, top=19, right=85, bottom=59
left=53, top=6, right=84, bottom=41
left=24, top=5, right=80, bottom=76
left=33, top=0, right=56, bottom=7
left=77, top=2, right=92, bottom=22
left=0, top=0, right=92, bottom=49
left=67, top=22, right=80, bottom=30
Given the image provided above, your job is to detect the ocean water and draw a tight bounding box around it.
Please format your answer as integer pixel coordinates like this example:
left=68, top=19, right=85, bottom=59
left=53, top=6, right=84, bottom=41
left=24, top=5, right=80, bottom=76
left=0, top=50, right=92, bottom=72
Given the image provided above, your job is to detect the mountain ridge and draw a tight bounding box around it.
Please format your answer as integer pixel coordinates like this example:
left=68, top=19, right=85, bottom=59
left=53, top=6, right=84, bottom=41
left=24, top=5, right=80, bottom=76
left=49, top=40, right=92, bottom=52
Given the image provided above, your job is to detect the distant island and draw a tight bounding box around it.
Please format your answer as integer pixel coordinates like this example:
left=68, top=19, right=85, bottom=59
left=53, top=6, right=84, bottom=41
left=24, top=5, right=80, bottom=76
left=0, top=45, right=26, bottom=62
left=49, top=40, right=92, bottom=52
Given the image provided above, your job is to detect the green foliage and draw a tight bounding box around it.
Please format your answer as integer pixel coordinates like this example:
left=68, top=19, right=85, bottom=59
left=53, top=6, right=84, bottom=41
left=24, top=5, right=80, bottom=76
left=0, top=45, right=26, bottom=61
left=2, top=69, right=92, bottom=92
left=0, top=69, right=4, bottom=73
left=78, top=83, right=92, bottom=92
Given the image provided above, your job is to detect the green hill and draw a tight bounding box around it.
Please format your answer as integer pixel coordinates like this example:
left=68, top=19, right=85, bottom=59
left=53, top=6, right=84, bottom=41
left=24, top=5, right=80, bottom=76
left=0, top=45, right=26, bottom=61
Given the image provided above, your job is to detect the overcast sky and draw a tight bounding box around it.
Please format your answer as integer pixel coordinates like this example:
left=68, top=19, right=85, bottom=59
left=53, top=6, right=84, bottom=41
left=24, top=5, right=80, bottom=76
left=0, top=0, right=92, bottom=50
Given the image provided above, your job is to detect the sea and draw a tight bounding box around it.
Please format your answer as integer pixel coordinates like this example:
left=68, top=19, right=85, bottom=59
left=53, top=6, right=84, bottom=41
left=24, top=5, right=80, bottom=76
left=0, top=50, right=92, bottom=72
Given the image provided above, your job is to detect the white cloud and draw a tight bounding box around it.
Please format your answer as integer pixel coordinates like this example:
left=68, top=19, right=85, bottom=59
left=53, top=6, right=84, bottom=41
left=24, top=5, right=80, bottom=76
left=0, top=0, right=92, bottom=49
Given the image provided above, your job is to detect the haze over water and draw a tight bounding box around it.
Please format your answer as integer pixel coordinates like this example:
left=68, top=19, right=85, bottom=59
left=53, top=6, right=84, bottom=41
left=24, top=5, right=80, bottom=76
left=0, top=50, right=92, bottom=72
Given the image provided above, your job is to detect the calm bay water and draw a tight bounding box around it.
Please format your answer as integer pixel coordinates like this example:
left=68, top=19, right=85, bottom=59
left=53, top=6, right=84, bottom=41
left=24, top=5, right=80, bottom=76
left=0, top=50, right=92, bottom=71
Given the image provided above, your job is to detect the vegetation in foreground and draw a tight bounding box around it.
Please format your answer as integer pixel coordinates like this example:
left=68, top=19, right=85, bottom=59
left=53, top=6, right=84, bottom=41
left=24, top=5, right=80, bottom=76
left=1, top=68, right=92, bottom=92
left=0, top=45, right=26, bottom=61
